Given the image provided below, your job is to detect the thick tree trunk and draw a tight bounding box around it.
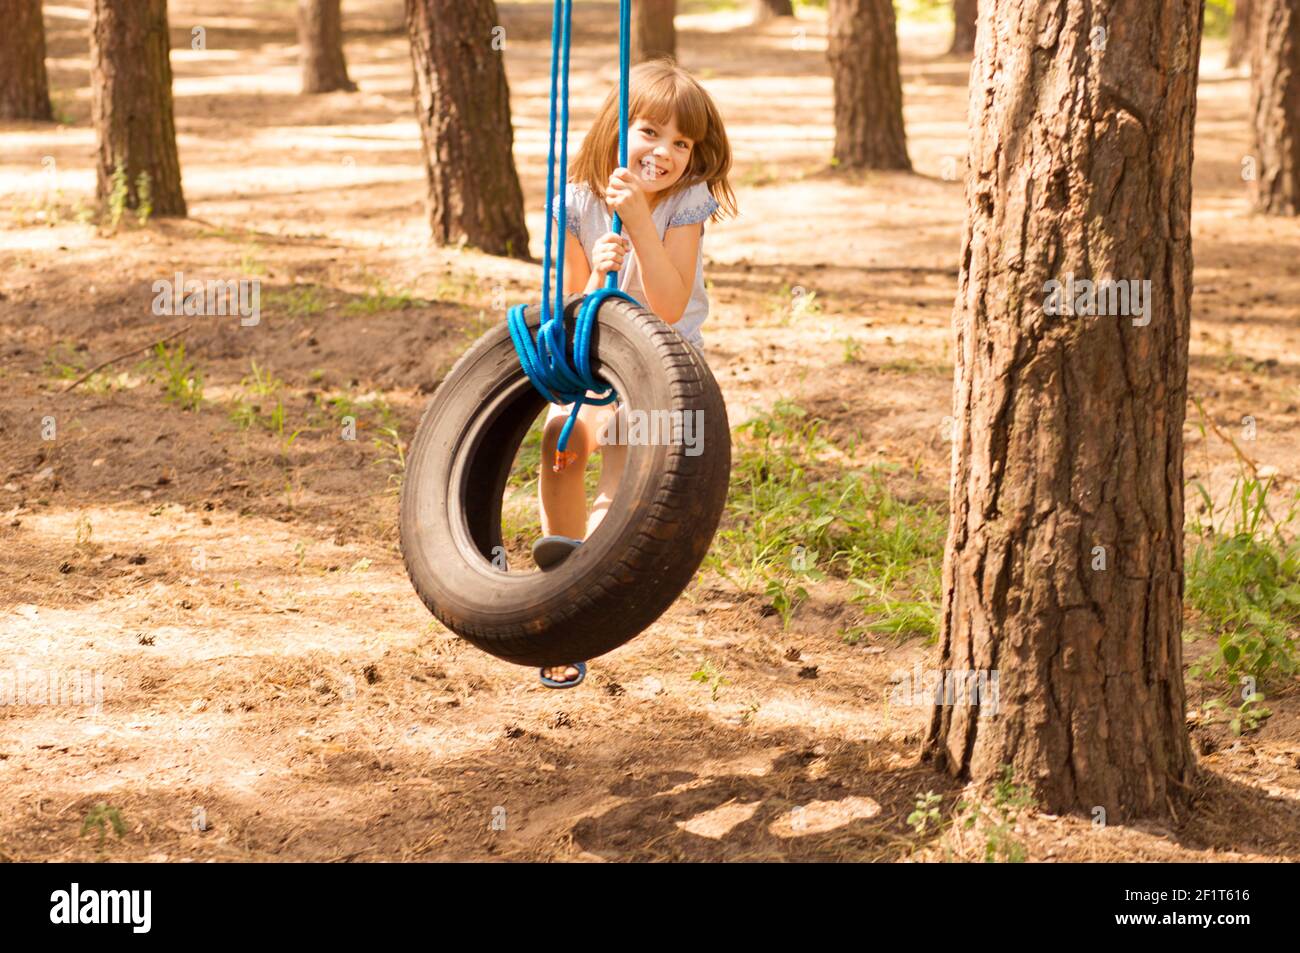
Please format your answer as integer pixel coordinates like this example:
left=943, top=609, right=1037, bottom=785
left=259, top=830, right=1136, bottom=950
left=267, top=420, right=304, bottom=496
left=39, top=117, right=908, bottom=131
left=0, top=0, right=53, bottom=120
left=633, top=0, right=676, bottom=63
left=405, top=0, right=529, bottom=259
left=950, top=0, right=978, bottom=55
left=752, top=0, right=794, bottom=21
left=298, top=0, right=357, bottom=94
left=1250, top=0, right=1300, bottom=214
left=1227, top=0, right=1255, bottom=69
left=921, top=0, right=1203, bottom=823
left=828, top=0, right=910, bottom=171
left=90, top=0, right=186, bottom=217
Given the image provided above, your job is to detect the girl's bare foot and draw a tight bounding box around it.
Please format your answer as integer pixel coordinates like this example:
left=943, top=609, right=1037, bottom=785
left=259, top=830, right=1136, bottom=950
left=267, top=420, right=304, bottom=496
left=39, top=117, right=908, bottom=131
left=539, top=661, right=587, bottom=688
left=542, top=665, right=582, bottom=682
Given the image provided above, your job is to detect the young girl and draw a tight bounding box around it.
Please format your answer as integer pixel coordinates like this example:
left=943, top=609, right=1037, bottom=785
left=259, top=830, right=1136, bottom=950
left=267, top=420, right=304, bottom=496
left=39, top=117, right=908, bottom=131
left=534, top=59, right=737, bottom=688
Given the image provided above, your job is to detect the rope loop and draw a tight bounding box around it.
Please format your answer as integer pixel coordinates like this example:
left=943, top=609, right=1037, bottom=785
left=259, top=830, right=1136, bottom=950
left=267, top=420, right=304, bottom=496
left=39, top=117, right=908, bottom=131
left=506, top=0, right=638, bottom=470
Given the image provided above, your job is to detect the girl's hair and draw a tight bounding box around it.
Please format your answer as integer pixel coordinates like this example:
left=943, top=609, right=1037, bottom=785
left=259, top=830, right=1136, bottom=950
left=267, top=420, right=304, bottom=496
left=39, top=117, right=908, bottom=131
left=569, top=59, right=736, bottom=224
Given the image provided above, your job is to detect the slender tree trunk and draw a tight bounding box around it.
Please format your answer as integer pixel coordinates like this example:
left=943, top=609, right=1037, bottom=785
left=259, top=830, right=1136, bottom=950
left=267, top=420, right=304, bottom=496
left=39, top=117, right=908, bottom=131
left=752, top=0, right=794, bottom=21
left=950, top=0, right=977, bottom=55
left=405, top=0, right=528, bottom=259
left=922, top=0, right=1203, bottom=822
left=0, top=0, right=54, bottom=120
left=633, top=0, right=676, bottom=63
left=90, top=0, right=186, bottom=217
left=1250, top=0, right=1300, bottom=214
left=299, top=0, right=357, bottom=93
left=828, top=0, right=910, bottom=171
left=1227, top=0, right=1255, bottom=69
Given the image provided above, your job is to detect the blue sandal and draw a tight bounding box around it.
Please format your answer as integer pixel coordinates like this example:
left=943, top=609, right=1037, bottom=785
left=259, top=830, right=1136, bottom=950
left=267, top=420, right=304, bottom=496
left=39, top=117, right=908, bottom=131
left=539, top=661, right=587, bottom=689
left=532, top=535, right=582, bottom=570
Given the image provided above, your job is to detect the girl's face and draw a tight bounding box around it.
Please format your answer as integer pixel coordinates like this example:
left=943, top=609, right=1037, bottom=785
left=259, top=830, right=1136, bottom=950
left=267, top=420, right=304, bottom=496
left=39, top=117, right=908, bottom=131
left=626, top=114, right=694, bottom=194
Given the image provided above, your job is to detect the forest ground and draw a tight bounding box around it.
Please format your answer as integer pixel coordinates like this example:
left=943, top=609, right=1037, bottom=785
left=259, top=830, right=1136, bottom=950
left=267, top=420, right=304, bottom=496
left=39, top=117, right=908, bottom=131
left=1, top=1, right=1298, bottom=861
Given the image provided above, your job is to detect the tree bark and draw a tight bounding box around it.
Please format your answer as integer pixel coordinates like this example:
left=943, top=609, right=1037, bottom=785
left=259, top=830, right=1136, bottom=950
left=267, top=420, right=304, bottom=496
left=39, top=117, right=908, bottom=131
left=405, top=0, right=529, bottom=259
left=950, top=0, right=978, bottom=55
left=299, top=0, right=357, bottom=94
left=633, top=0, right=676, bottom=64
left=921, top=0, right=1203, bottom=822
left=752, top=0, right=794, bottom=21
left=828, top=0, right=910, bottom=171
left=1250, top=0, right=1300, bottom=214
left=0, top=0, right=54, bottom=120
left=1227, top=0, right=1255, bottom=69
left=90, top=0, right=186, bottom=217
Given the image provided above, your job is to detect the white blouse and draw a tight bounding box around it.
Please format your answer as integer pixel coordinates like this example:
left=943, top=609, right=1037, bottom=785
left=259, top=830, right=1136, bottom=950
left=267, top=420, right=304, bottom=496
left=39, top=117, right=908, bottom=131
left=551, top=179, right=720, bottom=351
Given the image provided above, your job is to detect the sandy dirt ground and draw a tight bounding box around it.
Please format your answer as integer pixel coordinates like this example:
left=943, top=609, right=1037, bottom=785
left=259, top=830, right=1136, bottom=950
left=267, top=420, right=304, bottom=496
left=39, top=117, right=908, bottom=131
left=1, top=1, right=1298, bottom=861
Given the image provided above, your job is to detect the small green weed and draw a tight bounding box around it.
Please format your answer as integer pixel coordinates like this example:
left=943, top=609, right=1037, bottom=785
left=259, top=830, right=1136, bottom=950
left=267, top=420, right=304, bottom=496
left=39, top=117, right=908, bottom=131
left=372, top=424, right=406, bottom=492
left=134, top=170, right=153, bottom=226
left=43, top=342, right=85, bottom=380
left=982, top=766, right=1035, bottom=863
left=147, top=341, right=203, bottom=411
left=1201, top=692, right=1273, bottom=736
left=908, top=792, right=944, bottom=837
left=229, top=360, right=286, bottom=431
left=690, top=659, right=729, bottom=700
left=80, top=803, right=126, bottom=851
left=107, top=162, right=129, bottom=231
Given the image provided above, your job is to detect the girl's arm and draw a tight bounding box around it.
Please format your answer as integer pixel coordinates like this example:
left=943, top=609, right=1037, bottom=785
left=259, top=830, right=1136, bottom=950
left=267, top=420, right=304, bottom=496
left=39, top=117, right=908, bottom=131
left=621, top=219, right=700, bottom=324
left=561, top=229, right=595, bottom=296
left=563, top=226, right=636, bottom=296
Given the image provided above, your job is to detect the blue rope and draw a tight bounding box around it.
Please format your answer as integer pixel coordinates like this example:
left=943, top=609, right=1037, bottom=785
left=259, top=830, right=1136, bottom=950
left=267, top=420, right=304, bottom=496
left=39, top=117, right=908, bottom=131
left=507, top=0, right=639, bottom=471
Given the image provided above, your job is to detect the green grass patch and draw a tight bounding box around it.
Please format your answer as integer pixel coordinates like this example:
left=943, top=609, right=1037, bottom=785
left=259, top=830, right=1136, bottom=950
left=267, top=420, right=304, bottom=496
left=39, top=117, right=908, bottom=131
left=310, top=388, right=398, bottom=433
left=263, top=285, right=327, bottom=318
left=344, top=278, right=420, bottom=316
left=1186, top=471, right=1300, bottom=688
left=434, top=272, right=481, bottom=305
left=704, top=399, right=945, bottom=637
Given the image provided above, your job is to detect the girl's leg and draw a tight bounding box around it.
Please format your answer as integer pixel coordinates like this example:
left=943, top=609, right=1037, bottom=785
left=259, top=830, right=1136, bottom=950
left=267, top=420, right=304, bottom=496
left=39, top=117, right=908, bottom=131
left=538, top=401, right=591, bottom=540
left=536, top=399, right=607, bottom=686
left=587, top=402, right=628, bottom=537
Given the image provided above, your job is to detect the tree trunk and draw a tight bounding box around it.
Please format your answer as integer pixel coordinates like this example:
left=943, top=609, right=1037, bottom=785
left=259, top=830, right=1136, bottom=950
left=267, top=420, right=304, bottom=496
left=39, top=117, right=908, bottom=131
left=922, top=0, right=1203, bottom=823
left=405, top=0, right=529, bottom=259
left=633, top=0, right=676, bottom=63
left=950, top=0, right=977, bottom=55
left=1250, top=0, right=1300, bottom=214
left=828, top=0, right=910, bottom=171
left=1227, top=0, right=1255, bottom=69
left=752, top=0, right=794, bottom=21
left=0, top=0, right=54, bottom=120
left=299, top=0, right=357, bottom=94
left=90, top=0, right=186, bottom=217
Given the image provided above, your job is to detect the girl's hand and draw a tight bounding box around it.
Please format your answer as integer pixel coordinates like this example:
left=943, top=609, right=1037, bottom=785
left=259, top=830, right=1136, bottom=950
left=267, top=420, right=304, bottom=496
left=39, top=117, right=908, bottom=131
left=605, top=167, right=653, bottom=230
left=591, top=231, right=631, bottom=277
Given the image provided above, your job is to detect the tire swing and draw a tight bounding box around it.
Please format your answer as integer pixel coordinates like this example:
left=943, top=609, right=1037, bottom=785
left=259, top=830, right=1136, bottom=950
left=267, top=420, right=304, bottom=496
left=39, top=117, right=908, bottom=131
left=398, top=0, right=731, bottom=668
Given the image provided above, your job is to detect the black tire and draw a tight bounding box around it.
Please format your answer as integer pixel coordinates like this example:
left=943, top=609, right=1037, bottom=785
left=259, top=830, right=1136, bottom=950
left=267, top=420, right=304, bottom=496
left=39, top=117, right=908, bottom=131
left=400, top=293, right=731, bottom=667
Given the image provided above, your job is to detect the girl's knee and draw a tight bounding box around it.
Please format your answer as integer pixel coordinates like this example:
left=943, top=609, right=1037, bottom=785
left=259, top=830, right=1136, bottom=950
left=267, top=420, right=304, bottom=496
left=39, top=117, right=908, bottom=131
left=542, top=413, right=589, bottom=457
left=586, top=402, right=626, bottom=450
